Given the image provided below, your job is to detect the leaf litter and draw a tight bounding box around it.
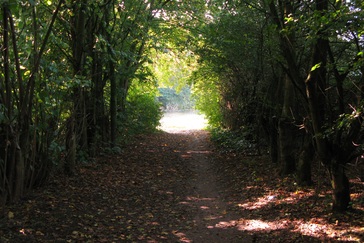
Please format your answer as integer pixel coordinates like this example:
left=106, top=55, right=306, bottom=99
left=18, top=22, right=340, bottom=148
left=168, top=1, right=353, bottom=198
left=0, top=131, right=363, bottom=242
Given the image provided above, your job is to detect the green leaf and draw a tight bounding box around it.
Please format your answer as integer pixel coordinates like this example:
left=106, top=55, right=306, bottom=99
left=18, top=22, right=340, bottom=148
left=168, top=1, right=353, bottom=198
left=311, top=63, right=321, bottom=71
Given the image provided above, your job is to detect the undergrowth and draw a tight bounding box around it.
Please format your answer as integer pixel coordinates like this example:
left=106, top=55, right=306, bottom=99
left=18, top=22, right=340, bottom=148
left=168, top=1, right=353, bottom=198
left=209, top=128, right=258, bottom=154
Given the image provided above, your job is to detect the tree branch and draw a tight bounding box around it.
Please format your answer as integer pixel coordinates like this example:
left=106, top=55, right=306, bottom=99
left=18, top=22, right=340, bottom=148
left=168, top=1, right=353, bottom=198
left=23, top=0, right=65, bottom=116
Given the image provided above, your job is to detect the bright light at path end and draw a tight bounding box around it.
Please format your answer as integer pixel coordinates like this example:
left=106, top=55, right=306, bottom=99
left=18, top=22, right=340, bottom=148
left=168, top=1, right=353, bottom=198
left=159, top=111, right=208, bottom=132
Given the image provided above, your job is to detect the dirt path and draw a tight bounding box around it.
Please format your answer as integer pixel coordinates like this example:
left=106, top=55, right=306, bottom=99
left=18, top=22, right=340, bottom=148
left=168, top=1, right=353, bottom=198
left=0, top=130, right=251, bottom=242
left=175, top=130, right=251, bottom=242
left=1, top=129, right=363, bottom=242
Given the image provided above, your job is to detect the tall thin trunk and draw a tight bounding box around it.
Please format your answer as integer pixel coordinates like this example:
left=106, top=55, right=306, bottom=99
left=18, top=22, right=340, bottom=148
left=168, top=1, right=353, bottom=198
left=2, top=7, right=11, bottom=118
left=66, top=0, right=87, bottom=173
left=278, top=75, right=297, bottom=175
left=268, top=1, right=302, bottom=175
left=297, top=131, right=314, bottom=186
left=110, top=63, right=117, bottom=145
left=91, top=54, right=105, bottom=152
left=328, top=163, right=350, bottom=211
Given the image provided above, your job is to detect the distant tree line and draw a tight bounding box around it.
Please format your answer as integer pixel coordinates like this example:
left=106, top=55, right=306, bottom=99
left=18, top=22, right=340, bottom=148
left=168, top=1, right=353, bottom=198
left=158, top=87, right=195, bottom=112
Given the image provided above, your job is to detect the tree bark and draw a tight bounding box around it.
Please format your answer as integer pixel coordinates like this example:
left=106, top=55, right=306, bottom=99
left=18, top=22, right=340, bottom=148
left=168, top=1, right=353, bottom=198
left=110, top=62, right=117, bottom=145
left=268, top=116, right=279, bottom=164
left=297, top=133, right=313, bottom=186
left=328, top=163, right=350, bottom=211
left=278, top=75, right=297, bottom=175
left=65, top=117, right=76, bottom=175
left=66, top=0, right=88, bottom=171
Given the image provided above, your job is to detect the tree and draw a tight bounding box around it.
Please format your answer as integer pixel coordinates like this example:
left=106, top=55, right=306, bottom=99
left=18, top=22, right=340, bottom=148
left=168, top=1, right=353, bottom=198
left=0, top=0, right=64, bottom=202
left=258, top=0, right=364, bottom=210
left=0, top=0, right=177, bottom=204
left=303, top=0, right=364, bottom=211
left=191, top=0, right=364, bottom=211
left=191, top=2, right=270, bottom=132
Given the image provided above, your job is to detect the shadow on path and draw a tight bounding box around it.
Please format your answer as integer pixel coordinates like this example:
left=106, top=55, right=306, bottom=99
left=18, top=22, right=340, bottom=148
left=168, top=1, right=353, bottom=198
left=171, top=130, right=252, bottom=242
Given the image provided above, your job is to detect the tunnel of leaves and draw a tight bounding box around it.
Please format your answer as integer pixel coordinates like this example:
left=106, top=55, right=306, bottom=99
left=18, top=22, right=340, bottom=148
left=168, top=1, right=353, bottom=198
left=1, top=0, right=364, bottom=242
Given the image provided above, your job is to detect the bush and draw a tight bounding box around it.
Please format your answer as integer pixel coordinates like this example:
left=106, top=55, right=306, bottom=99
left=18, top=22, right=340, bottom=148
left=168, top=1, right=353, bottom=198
left=123, top=92, right=163, bottom=135
left=209, top=128, right=257, bottom=154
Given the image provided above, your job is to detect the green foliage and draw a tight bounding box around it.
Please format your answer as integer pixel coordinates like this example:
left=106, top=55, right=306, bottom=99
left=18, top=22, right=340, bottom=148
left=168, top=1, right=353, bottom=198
left=158, top=87, right=195, bottom=111
left=122, top=86, right=163, bottom=137
left=151, top=48, right=196, bottom=89
left=48, top=141, right=65, bottom=166
left=1, top=0, right=193, bottom=203
left=191, top=70, right=225, bottom=128
left=209, top=128, right=257, bottom=154
left=190, top=5, right=270, bottom=133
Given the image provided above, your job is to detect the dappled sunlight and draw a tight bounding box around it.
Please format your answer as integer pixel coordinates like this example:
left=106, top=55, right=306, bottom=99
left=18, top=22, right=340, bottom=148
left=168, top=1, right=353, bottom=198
left=181, top=214, right=364, bottom=242
left=236, top=219, right=285, bottom=231
left=177, top=187, right=364, bottom=241
left=158, top=122, right=363, bottom=241
left=173, top=231, right=192, bottom=243
left=159, top=111, right=208, bottom=132
left=237, top=188, right=318, bottom=210
left=238, top=196, right=271, bottom=210
left=212, top=218, right=363, bottom=241
left=295, top=219, right=364, bottom=241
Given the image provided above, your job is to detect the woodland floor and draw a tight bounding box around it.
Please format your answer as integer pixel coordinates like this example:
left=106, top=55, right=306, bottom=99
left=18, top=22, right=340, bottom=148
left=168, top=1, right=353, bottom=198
left=1, top=129, right=364, bottom=242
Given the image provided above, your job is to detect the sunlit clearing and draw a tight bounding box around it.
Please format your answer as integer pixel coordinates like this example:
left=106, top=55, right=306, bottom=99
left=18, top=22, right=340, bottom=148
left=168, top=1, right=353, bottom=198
left=159, top=111, right=207, bottom=132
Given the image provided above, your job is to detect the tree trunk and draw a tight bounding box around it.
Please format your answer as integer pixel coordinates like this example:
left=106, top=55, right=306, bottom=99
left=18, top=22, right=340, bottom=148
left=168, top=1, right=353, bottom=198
left=14, top=148, right=25, bottom=198
left=119, top=76, right=130, bottom=116
left=269, top=116, right=279, bottom=164
left=278, top=75, right=297, bottom=175
left=305, top=0, right=352, bottom=211
left=297, top=133, right=313, bottom=186
left=65, top=117, right=76, bottom=175
left=278, top=118, right=296, bottom=175
left=328, top=163, right=350, bottom=211
left=66, top=0, right=88, bottom=169
left=110, top=63, right=117, bottom=145
left=90, top=54, right=105, bottom=154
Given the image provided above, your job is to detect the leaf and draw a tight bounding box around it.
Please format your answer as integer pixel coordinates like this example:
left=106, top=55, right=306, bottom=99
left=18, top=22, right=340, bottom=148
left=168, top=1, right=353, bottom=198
left=8, top=211, right=14, bottom=219
left=311, top=63, right=321, bottom=71
left=145, top=212, right=154, bottom=218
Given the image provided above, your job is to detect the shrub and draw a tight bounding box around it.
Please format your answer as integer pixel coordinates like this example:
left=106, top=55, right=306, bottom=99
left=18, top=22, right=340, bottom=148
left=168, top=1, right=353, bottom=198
left=124, top=91, right=163, bottom=135
left=209, top=128, right=257, bottom=154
